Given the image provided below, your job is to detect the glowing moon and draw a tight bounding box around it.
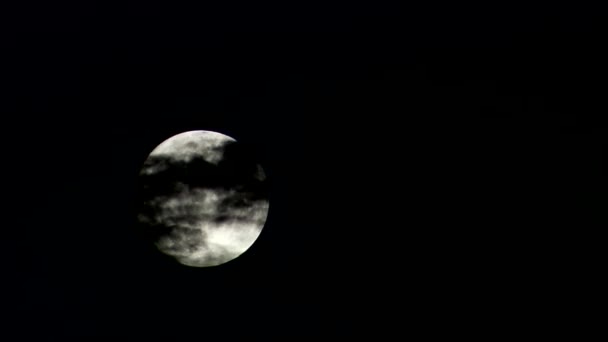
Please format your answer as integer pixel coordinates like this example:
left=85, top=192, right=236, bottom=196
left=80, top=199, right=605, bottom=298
left=137, top=130, right=269, bottom=267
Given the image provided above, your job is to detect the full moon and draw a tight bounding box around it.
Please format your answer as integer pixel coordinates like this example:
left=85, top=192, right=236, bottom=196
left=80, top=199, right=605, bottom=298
left=137, top=130, right=269, bottom=267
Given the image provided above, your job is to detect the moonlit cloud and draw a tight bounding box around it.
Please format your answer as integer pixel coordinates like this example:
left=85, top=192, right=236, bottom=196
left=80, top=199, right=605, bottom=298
left=144, top=187, right=268, bottom=264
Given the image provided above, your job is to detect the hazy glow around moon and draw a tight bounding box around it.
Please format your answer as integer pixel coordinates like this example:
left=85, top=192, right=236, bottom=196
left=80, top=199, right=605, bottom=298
left=138, top=130, right=269, bottom=267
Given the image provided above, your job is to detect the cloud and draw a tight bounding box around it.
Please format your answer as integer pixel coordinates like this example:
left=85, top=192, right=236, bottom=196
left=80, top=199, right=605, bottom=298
left=140, top=153, right=267, bottom=193
left=139, top=186, right=268, bottom=266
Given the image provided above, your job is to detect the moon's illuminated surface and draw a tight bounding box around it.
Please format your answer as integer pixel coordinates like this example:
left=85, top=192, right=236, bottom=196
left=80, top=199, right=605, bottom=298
left=138, top=130, right=269, bottom=267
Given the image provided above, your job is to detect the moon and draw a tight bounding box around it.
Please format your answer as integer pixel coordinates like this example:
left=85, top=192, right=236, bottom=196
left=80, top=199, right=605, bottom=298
left=137, top=130, right=269, bottom=267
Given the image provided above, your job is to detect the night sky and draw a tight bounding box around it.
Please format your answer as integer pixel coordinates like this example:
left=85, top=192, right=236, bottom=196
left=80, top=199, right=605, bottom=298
left=3, top=2, right=605, bottom=339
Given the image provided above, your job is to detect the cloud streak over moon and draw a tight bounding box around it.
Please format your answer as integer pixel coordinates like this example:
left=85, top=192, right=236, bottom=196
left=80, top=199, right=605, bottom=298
left=138, top=131, right=269, bottom=267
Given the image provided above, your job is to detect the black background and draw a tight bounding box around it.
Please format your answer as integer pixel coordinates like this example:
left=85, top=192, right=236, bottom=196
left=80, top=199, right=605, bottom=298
left=2, top=1, right=606, bottom=339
